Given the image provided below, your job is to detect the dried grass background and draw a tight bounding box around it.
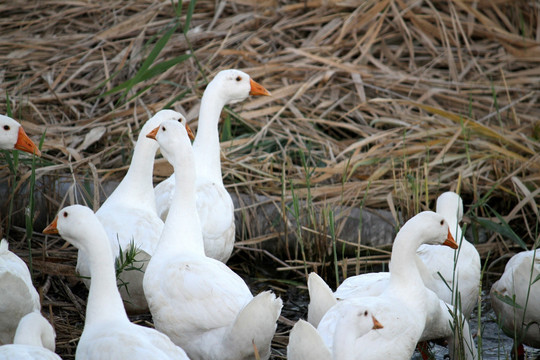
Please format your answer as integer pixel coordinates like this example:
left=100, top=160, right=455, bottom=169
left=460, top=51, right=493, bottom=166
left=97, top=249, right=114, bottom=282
left=1, top=0, right=540, bottom=358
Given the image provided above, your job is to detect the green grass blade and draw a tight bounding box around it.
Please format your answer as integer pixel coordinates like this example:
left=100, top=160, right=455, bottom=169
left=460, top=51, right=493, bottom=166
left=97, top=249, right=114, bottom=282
left=6, top=149, right=19, bottom=237
left=184, top=0, right=197, bottom=34
left=2, top=150, right=14, bottom=174
left=492, top=292, right=523, bottom=309
left=25, top=150, right=38, bottom=279
left=221, top=113, right=232, bottom=142
left=125, top=85, right=155, bottom=104
left=328, top=207, right=339, bottom=287
left=101, top=21, right=181, bottom=101
left=472, top=206, right=527, bottom=250
left=170, top=0, right=182, bottom=17
left=473, top=217, right=524, bottom=249
left=136, top=21, right=180, bottom=79
left=137, top=54, right=192, bottom=83
left=163, top=88, right=191, bottom=109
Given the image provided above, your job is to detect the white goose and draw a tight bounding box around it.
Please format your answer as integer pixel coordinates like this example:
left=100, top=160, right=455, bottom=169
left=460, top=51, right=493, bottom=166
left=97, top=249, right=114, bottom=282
left=287, top=307, right=383, bottom=360
left=0, top=115, right=43, bottom=346
left=43, top=205, right=189, bottom=360
left=0, top=312, right=60, bottom=360
left=416, top=191, right=480, bottom=319
left=154, top=69, right=270, bottom=263
left=309, top=275, right=476, bottom=359
left=327, top=192, right=480, bottom=318
left=309, top=192, right=480, bottom=325
left=76, top=110, right=189, bottom=313
left=316, top=211, right=460, bottom=360
left=0, top=114, right=41, bottom=155
left=0, top=239, right=41, bottom=345
left=144, top=120, right=282, bottom=360
left=490, top=250, right=540, bottom=356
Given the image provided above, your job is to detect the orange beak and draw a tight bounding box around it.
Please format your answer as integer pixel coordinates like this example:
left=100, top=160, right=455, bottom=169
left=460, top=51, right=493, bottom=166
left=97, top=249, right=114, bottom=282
left=186, top=123, right=195, bottom=141
left=443, top=228, right=458, bottom=249
left=249, top=78, right=271, bottom=96
left=372, top=315, right=384, bottom=330
left=43, top=216, right=59, bottom=234
left=15, top=127, right=41, bottom=156
left=146, top=126, right=159, bottom=140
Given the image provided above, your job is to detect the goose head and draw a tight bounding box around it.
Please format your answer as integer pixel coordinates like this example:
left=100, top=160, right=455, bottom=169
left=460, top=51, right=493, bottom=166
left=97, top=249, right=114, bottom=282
left=146, top=119, right=193, bottom=164
left=402, top=211, right=458, bottom=249
left=0, top=114, right=41, bottom=156
left=142, top=110, right=194, bottom=141
left=207, top=69, right=270, bottom=105
left=43, top=205, right=106, bottom=254
left=333, top=306, right=384, bottom=355
left=436, top=191, right=464, bottom=223
left=351, top=308, right=384, bottom=334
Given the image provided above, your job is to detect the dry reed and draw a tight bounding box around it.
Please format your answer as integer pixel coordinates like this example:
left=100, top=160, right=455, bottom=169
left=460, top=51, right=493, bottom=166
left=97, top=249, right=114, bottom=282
left=1, top=0, right=539, bottom=358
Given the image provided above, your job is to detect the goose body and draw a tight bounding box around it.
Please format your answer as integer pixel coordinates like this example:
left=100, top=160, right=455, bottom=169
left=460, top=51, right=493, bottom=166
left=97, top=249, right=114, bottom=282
left=0, top=312, right=60, bottom=360
left=144, top=120, right=282, bottom=360
left=0, top=114, right=41, bottom=155
left=490, top=250, right=540, bottom=350
left=0, top=239, right=41, bottom=345
left=316, top=211, right=460, bottom=360
left=288, top=307, right=383, bottom=360
left=154, top=69, right=270, bottom=263
left=43, top=205, right=189, bottom=360
left=76, top=110, right=186, bottom=313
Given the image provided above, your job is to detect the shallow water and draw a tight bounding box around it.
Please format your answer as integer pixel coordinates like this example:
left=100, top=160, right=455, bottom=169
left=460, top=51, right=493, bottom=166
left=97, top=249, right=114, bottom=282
left=411, top=293, right=540, bottom=360
left=414, top=312, right=539, bottom=359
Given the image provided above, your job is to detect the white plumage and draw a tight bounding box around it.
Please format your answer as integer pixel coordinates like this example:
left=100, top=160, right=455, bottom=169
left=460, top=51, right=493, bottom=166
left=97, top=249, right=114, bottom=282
left=315, top=212, right=465, bottom=360
left=309, top=192, right=480, bottom=330
left=154, top=69, right=270, bottom=263
left=43, top=205, right=189, bottom=360
left=0, top=239, right=41, bottom=345
left=417, top=191, right=481, bottom=319
left=288, top=307, right=382, bottom=360
left=144, top=120, right=282, bottom=360
left=0, top=312, right=60, bottom=360
left=490, top=250, right=540, bottom=350
left=76, top=110, right=187, bottom=313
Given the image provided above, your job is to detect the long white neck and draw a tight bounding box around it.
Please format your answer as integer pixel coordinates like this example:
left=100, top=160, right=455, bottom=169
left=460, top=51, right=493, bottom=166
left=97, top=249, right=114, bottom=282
left=83, top=226, right=129, bottom=327
left=157, top=146, right=205, bottom=257
left=192, top=85, right=227, bottom=184
left=387, top=229, right=426, bottom=305
left=102, top=125, right=159, bottom=211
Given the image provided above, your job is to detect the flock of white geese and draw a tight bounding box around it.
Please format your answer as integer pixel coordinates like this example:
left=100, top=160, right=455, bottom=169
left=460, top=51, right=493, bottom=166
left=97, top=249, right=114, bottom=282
left=0, top=69, right=538, bottom=360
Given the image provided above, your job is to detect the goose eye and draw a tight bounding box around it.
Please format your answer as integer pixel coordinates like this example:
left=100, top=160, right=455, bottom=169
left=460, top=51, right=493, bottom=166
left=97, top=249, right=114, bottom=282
left=3, top=125, right=9, bottom=131
left=236, top=76, right=242, bottom=81
left=162, top=126, right=166, bottom=132
left=63, top=211, right=68, bottom=218
left=364, top=310, right=368, bottom=316
left=440, top=219, right=444, bottom=226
